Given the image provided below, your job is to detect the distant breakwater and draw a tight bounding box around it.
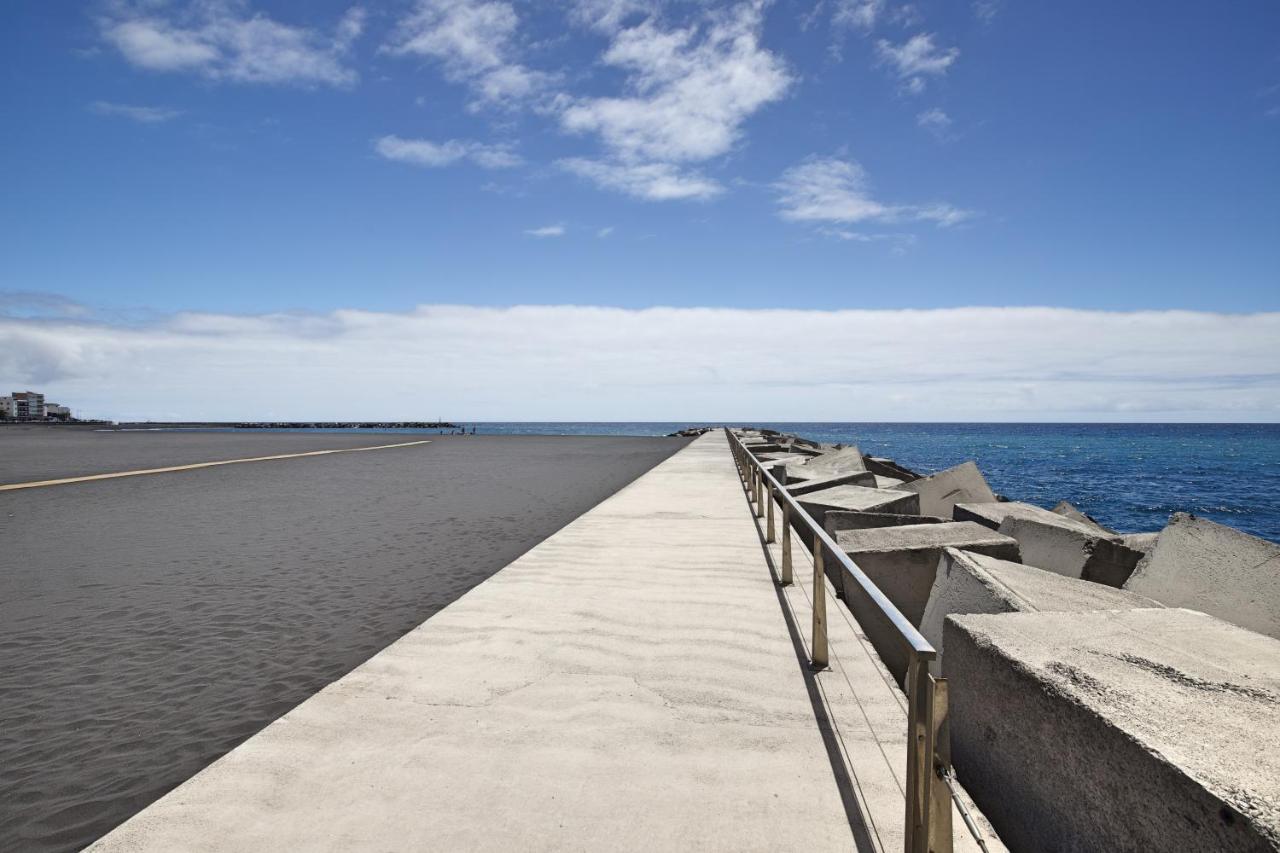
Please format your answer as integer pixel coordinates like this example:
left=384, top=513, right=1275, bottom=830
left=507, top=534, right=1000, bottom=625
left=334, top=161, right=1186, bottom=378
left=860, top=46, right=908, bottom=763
left=115, top=421, right=461, bottom=430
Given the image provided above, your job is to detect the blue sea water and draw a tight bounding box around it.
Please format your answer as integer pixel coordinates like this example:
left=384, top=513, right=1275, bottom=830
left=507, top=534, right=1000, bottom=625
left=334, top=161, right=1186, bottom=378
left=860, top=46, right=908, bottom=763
left=219, top=422, right=1280, bottom=541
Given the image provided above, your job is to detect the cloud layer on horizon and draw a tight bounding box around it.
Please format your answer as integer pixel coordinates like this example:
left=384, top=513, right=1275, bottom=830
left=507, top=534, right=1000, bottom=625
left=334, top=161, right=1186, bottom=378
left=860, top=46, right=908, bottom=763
left=3, top=303, right=1277, bottom=422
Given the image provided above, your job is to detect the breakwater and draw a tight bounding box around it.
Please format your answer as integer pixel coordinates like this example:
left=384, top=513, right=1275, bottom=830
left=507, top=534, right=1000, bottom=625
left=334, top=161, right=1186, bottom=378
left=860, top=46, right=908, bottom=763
left=737, top=426, right=1280, bottom=851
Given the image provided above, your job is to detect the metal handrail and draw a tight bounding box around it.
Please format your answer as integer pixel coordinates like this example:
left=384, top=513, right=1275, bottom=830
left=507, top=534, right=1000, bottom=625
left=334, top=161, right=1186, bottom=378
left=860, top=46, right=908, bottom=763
left=725, top=428, right=954, bottom=853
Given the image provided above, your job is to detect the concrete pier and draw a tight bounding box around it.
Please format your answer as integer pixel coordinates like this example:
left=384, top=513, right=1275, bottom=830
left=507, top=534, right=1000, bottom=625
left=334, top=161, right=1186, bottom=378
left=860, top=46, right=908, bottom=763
left=90, top=431, right=955, bottom=852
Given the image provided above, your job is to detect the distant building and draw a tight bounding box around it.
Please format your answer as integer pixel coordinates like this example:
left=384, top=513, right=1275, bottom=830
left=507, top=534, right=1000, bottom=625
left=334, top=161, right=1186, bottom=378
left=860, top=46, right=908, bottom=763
left=45, top=402, right=71, bottom=421
left=1, top=391, right=46, bottom=421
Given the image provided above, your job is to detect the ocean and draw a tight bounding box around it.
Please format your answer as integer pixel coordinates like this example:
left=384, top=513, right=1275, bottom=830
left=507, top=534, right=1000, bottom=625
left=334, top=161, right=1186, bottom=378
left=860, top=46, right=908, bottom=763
left=211, top=422, right=1280, bottom=541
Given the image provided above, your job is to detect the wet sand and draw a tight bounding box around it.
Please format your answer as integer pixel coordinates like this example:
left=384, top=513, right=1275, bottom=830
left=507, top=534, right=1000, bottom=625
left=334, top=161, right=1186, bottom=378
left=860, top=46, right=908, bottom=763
left=0, top=432, right=686, bottom=852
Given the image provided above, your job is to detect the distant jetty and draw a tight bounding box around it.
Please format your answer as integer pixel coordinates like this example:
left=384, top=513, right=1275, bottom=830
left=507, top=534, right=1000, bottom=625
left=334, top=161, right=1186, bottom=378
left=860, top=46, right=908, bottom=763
left=114, top=421, right=461, bottom=430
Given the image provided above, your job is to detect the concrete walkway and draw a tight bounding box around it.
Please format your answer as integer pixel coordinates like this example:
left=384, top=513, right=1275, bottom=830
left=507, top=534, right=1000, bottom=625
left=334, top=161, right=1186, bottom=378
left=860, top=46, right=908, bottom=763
left=91, top=432, right=868, bottom=852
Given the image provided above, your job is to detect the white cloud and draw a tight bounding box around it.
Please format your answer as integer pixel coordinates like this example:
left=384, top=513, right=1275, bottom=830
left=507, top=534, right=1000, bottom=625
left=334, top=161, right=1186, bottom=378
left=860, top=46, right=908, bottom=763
left=525, top=224, right=566, bottom=237
left=832, top=0, right=884, bottom=31
left=876, top=32, right=958, bottom=92
left=597, top=226, right=615, bottom=238
left=556, top=3, right=789, bottom=202
left=383, top=0, right=555, bottom=109
left=916, top=107, right=953, bottom=139
left=90, top=100, right=183, bottom=123
left=101, top=2, right=364, bottom=87
left=559, top=4, right=791, bottom=163
left=5, top=304, right=1279, bottom=422
left=374, top=135, right=523, bottom=169
left=569, top=0, right=661, bottom=33
left=973, top=0, right=1001, bottom=22
left=775, top=157, right=971, bottom=226
left=558, top=158, right=723, bottom=201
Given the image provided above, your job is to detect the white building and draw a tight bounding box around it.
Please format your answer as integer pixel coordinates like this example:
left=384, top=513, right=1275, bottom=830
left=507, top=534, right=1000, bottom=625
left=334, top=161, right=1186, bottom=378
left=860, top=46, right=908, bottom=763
left=1, top=391, right=46, bottom=420
left=45, top=402, right=71, bottom=420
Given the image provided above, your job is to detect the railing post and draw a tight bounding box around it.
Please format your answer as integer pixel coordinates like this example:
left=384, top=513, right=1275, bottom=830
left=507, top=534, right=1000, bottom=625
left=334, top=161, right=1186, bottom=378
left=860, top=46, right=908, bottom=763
left=904, top=657, right=932, bottom=853
left=928, top=677, right=953, bottom=853
left=781, top=503, right=793, bottom=585
left=755, top=468, right=764, bottom=518
left=812, top=540, right=829, bottom=669
left=762, top=466, right=773, bottom=537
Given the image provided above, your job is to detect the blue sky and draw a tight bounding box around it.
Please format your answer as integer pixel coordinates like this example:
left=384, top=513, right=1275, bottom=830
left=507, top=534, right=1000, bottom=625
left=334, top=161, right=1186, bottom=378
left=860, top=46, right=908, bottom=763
left=1, top=1, right=1279, bottom=421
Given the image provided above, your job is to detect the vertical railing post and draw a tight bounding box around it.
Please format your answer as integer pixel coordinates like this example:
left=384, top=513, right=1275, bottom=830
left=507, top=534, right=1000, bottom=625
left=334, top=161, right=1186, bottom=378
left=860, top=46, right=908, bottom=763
left=762, top=466, right=773, bottom=537
left=755, top=467, right=764, bottom=518
left=904, top=656, right=932, bottom=853
left=781, top=502, right=793, bottom=585
left=811, top=540, right=829, bottom=669
left=928, top=677, right=953, bottom=853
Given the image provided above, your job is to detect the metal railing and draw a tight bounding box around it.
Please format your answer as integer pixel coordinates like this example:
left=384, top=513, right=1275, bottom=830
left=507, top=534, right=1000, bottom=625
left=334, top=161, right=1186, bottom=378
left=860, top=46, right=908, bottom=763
left=726, top=429, right=954, bottom=853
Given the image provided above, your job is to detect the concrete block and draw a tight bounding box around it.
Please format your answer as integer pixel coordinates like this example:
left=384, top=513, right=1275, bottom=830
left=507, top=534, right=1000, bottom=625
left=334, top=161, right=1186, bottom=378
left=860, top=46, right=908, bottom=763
left=945, top=608, right=1280, bottom=853
left=785, top=470, right=878, bottom=496
left=872, top=475, right=905, bottom=489
left=1120, top=531, right=1159, bottom=554
left=920, top=548, right=1160, bottom=675
left=1124, top=512, right=1280, bottom=640
left=896, top=461, right=996, bottom=517
left=863, top=456, right=921, bottom=482
left=796, top=485, right=919, bottom=531
left=955, top=500, right=1106, bottom=537
left=1050, top=500, right=1117, bottom=536
left=787, top=446, right=868, bottom=481
left=996, top=517, right=1145, bottom=587
left=823, top=511, right=948, bottom=536
left=831, top=522, right=1019, bottom=681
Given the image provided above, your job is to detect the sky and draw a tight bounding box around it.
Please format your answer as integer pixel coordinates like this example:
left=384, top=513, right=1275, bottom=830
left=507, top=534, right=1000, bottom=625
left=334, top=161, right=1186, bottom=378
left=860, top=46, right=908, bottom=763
left=1, top=0, right=1278, bottom=421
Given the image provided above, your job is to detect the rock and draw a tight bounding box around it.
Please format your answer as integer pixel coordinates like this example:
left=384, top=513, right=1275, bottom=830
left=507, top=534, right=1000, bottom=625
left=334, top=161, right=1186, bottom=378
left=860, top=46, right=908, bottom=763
left=829, top=522, right=1019, bottom=681
left=996, top=517, right=1145, bottom=587
left=920, top=548, right=1160, bottom=674
left=1124, top=512, right=1280, bottom=640
left=945, top=608, right=1280, bottom=853
left=895, top=461, right=996, bottom=518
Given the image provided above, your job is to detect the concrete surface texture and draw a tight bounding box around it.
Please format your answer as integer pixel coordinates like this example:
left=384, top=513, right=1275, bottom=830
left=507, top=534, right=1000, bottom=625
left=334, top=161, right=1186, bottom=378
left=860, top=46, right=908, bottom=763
left=953, top=500, right=1105, bottom=537
left=996, top=516, right=1144, bottom=587
left=945, top=608, right=1280, bottom=853
left=830, top=522, right=1020, bottom=682
left=919, top=548, right=1160, bottom=675
left=895, top=462, right=996, bottom=518
left=1120, top=531, right=1159, bottom=554
left=1125, top=512, right=1280, bottom=640
left=89, top=432, right=867, bottom=853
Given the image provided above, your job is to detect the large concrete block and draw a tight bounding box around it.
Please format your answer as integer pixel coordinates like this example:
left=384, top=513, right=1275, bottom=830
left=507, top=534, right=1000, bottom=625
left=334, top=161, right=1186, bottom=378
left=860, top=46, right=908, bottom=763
left=824, top=511, right=948, bottom=535
left=996, top=517, right=1145, bottom=587
left=785, top=470, right=878, bottom=496
left=787, top=446, right=867, bottom=481
left=945, top=608, right=1280, bottom=853
left=1124, top=512, right=1280, bottom=640
left=796, top=485, right=919, bottom=531
left=863, top=456, right=921, bottom=482
left=1050, top=500, right=1117, bottom=536
left=954, top=500, right=1105, bottom=537
left=920, top=548, right=1160, bottom=675
left=830, top=522, right=1019, bottom=681
left=896, top=461, right=996, bottom=517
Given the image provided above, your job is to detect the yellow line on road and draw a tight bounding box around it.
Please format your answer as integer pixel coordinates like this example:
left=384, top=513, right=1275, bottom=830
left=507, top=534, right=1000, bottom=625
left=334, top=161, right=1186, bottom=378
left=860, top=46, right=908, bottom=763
left=0, top=440, right=431, bottom=492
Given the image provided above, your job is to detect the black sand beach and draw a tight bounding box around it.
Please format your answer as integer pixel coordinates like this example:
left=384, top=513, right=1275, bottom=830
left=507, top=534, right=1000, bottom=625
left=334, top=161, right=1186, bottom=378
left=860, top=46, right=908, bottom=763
left=0, top=431, right=686, bottom=852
